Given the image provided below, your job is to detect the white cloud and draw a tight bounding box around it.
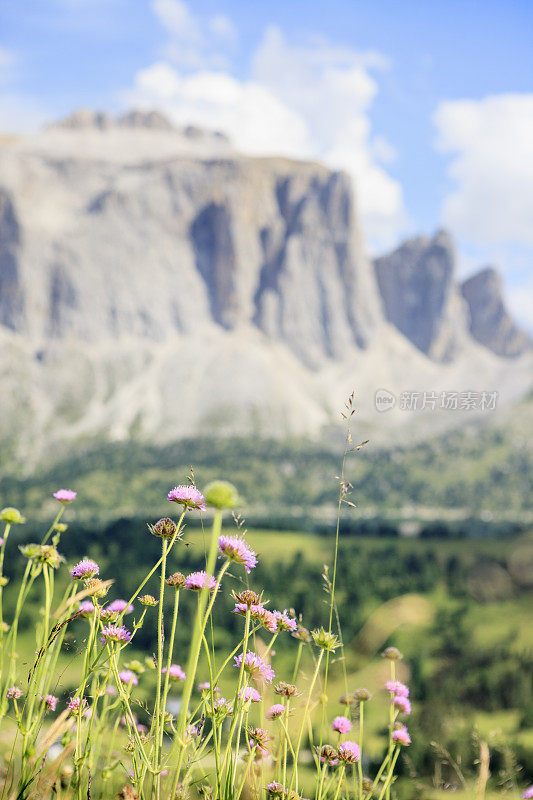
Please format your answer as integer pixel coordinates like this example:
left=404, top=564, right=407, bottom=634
left=152, top=0, right=201, bottom=43
left=124, top=16, right=407, bottom=249
left=435, top=94, right=533, bottom=247
left=125, top=62, right=309, bottom=155
left=209, top=14, right=237, bottom=43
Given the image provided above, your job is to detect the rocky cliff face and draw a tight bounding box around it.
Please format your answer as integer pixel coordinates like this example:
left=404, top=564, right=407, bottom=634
left=461, top=268, right=532, bottom=358
left=373, top=230, right=470, bottom=362
left=0, top=112, right=531, bottom=462
left=0, top=113, right=380, bottom=369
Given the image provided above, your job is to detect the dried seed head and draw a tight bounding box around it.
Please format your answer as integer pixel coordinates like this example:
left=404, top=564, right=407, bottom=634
left=353, top=687, right=372, bottom=702
left=232, top=589, right=262, bottom=606
left=362, top=778, right=374, bottom=792
left=139, top=594, right=157, bottom=606
left=382, top=646, right=403, bottom=661
left=148, top=518, right=180, bottom=539
left=166, top=572, right=186, bottom=588
left=274, top=681, right=299, bottom=698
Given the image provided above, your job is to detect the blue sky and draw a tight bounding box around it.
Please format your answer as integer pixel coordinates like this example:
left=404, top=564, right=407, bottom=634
left=1, top=0, right=532, bottom=327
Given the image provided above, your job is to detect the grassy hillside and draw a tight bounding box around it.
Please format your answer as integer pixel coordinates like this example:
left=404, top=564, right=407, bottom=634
left=1, top=397, right=532, bottom=524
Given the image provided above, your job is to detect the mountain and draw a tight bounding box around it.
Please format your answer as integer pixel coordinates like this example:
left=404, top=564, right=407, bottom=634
left=461, top=267, right=532, bottom=358
left=373, top=230, right=470, bottom=362
left=0, top=111, right=531, bottom=465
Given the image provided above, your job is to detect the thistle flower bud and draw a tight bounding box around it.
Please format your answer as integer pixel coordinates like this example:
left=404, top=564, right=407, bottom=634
left=0, top=576, right=9, bottom=587
left=247, top=727, right=270, bottom=748
left=148, top=518, right=180, bottom=539
left=362, top=778, right=374, bottom=792
left=19, top=543, right=63, bottom=568
left=124, top=738, right=136, bottom=753
left=312, top=627, right=340, bottom=651
left=353, top=687, right=372, bottom=702
left=54, top=523, right=68, bottom=533
left=274, top=681, right=299, bottom=698
left=1, top=507, right=25, bottom=524
left=166, top=572, right=185, bottom=588
left=382, top=646, right=403, bottom=661
left=204, top=480, right=241, bottom=510
left=139, top=594, right=157, bottom=606
left=319, top=744, right=338, bottom=765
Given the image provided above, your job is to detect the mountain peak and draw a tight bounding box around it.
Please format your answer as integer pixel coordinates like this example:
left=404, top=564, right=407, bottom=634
left=461, top=267, right=532, bottom=358
left=373, top=229, right=467, bottom=362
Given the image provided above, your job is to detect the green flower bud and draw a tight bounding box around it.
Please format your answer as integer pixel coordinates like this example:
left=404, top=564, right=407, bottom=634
left=312, top=627, right=340, bottom=652
left=203, top=480, right=241, bottom=510
left=1, top=507, right=25, bottom=524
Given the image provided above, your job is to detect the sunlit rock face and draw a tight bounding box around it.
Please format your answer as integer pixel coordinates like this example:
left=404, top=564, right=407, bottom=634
left=0, top=111, right=531, bottom=463
left=461, top=267, right=532, bottom=358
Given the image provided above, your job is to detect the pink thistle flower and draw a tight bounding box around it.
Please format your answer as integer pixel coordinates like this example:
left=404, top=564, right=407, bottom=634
left=267, top=781, right=285, bottom=797
left=184, top=571, right=216, bottom=591
left=101, top=624, right=132, bottom=644
left=71, top=559, right=99, bottom=580
left=78, top=600, right=95, bottom=616
left=234, top=603, right=277, bottom=631
left=386, top=680, right=409, bottom=697
left=198, top=681, right=219, bottom=693
left=67, top=696, right=88, bottom=715
left=7, top=686, right=22, bottom=700
left=211, top=697, right=232, bottom=716
left=118, top=670, right=139, bottom=686
left=392, top=726, right=411, bottom=746
left=240, top=687, right=261, bottom=703
left=167, top=485, right=206, bottom=511
left=522, top=787, right=533, bottom=799
left=41, top=694, right=58, bottom=711
left=107, top=599, right=134, bottom=615
left=393, top=695, right=411, bottom=715
left=162, top=664, right=186, bottom=681
left=332, top=716, right=352, bottom=734
left=337, top=741, right=361, bottom=763
left=186, top=724, right=200, bottom=740
left=0, top=538, right=3, bottom=546
left=218, top=535, right=257, bottom=573
left=253, top=607, right=278, bottom=633
left=266, top=703, right=285, bottom=719
left=53, top=489, right=77, bottom=503
left=234, top=651, right=275, bottom=684
left=273, top=610, right=297, bottom=632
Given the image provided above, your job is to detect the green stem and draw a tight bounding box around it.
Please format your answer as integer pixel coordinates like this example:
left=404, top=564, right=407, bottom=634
left=290, top=648, right=324, bottom=792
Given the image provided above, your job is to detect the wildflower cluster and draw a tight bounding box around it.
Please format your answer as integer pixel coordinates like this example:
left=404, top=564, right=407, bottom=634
left=1, top=465, right=515, bottom=800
